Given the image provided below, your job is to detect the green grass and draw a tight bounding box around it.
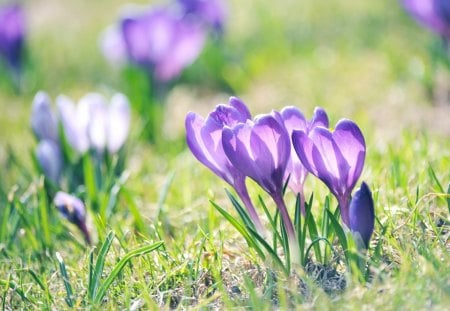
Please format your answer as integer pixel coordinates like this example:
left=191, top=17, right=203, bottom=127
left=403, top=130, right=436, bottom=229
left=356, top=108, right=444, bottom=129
left=0, top=0, right=449, bottom=309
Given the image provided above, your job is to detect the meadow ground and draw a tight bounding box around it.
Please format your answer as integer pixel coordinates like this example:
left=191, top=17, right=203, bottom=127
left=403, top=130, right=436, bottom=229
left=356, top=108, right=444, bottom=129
left=0, top=0, right=449, bottom=309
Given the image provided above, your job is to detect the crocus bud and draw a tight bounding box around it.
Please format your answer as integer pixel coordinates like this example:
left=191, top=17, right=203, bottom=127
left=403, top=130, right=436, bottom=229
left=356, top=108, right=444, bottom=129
left=36, top=139, right=62, bottom=184
left=31, top=91, right=58, bottom=142
left=54, top=191, right=91, bottom=244
left=349, top=182, right=375, bottom=249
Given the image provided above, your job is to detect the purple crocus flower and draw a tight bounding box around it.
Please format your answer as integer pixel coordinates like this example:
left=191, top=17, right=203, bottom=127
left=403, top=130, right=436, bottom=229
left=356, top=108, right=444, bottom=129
left=222, top=112, right=297, bottom=246
left=349, top=182, right=375, bottom=249
left=31, top=91, right=59, bottom=143
left=54, top=191, right=91, bottom=244
left=185, top=97, right=265, bottom=234
left=402, top=0, right=450, bottom=40
left=36, top=139, right=62, bottom=184
left=292, top=119, right=366, bottom=226
left=0, top=4, right=24, bottom=73
left=280, top=106, right=329, bottom=214
left=121, top=6, right=206, bottom=82
left=177, top=0, right=227, bottom=33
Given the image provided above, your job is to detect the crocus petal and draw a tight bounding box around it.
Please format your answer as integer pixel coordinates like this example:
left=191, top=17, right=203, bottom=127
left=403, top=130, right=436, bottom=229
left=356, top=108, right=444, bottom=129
left=107, top=93, right=130, bottom=154
left=309, top=106, right=329, bottom=129
left=155, top=19, right=205, bottom=81
left=280, top=106, right=308, bottom=194
left=186, top=111, right=236, bottom=184
left=229, top=96, right=251, bottom=120
left=332, top=119, right=366, bottom=192
left=402, top=0, right=450, bottom=38
left=31, top=91, right=58, bottom=142
left=349, top=182, right=375, bottom=249
left=222, top=115, right=290, bottom=195
left=80, top=93, right=108, bottom=153
left=36, top=139, right=62, bottom=184
left=56, top=95, right=89, bottom=154
left=121, top=8, right=175, bottom=66
left=99, top=25, right=127, bottom=68
left=178, top=0, right=227, bottom=32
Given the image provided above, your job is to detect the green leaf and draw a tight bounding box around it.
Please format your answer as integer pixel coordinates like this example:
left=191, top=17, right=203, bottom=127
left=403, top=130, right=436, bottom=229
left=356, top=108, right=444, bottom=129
left=225, top=189, right=254, bottom=229
left=428, top=164, right=444, bottom=193
left=326, top=209, right=348, bottom=261
left=247, top=227, right=288, bottom=275
left=210, top=200, right=265, bottom=259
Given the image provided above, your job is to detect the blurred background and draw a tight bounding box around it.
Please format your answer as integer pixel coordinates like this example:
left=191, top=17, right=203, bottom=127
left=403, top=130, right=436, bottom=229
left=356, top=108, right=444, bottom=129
left=0, top=0, right=449, bottom=157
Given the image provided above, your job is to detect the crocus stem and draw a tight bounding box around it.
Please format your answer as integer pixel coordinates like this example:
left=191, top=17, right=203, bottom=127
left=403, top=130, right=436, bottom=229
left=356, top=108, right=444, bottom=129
left=236, top=187, right=266, bottom=237
left=272, top=192, right=300, bottom=262
left=77, top=221, right=91, bottom=245
left=338, top=196, right=351, bottom=227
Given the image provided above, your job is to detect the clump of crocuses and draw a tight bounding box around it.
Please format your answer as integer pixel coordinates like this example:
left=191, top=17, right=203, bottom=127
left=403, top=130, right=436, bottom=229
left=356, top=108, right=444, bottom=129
left=31, top=91, right=131, bottom=242
left=186, top=97, right=375, bottom=268
left=100, top=0, right=226, bottom=142
left=31, top=91, right=131, bottom=185
left=0, top=4, right=25, bottom=85
left=101, top=0, right=225, bottom=81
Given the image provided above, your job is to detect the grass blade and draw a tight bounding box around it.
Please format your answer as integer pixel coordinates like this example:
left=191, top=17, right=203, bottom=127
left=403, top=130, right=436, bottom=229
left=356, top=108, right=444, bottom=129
left=88, top=231, right=115, bottom=301
left=56, top=252, right=74, bottom=307
left=93, top=241, right=164, bottom=304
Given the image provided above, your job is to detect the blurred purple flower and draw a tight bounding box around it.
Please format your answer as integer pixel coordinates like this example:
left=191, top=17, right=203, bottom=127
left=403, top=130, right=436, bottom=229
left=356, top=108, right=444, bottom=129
left=120, top=6, right=206, bottom=82
left=36, top=139, right=62, bottom=184
left=54, top=191, right=91, bottom=244
left=402, top=0, right=450, bottom=40
left=280, top=106, right=329, bottom=214
left=185, top=97, right=265, bottom=234
left=0, top=4, right=24, bottom=72
left=31, top=91, right=59, bottom=142
left=292, top=119, right=366, bottom=226
left=177, top=0, right=227, bottom=33
left=349, top=182, right=374, bottom=249
left=222, top=112, right=296, bottom=243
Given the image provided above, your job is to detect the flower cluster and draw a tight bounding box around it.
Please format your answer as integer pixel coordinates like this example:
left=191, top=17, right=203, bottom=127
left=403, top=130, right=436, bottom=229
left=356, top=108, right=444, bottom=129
left=186, top=98, right=375, bottom=252
left=402, top=0, right=450, bottom=41
left=100, top=0, right=226, bottom=82
left=0, top=4, right=25, bottom=78
left=31, top=91, right=131, bottom=185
